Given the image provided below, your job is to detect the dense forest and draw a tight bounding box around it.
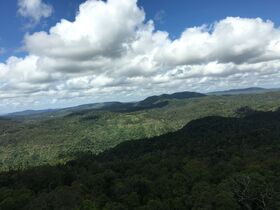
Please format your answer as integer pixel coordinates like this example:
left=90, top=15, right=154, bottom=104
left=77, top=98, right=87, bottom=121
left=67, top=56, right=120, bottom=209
left=1, top=92, right=280, bottom=171
left=0, top=108, right=279, bottom=209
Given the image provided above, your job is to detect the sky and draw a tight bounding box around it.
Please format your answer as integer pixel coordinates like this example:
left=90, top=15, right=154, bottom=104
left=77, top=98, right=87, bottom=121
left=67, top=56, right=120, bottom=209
left=0, top=0, right=280, bottom=113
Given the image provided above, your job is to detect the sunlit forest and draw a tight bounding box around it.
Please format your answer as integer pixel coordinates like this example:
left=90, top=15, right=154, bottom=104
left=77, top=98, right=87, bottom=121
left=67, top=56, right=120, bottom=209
left=1, top=92, right=280, bottom=171
left=0, top=107, right=279, bottom=209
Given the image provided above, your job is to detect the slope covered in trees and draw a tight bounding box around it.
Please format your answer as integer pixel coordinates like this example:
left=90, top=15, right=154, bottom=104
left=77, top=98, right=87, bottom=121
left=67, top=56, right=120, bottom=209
left=0, top=109, right=279, bottom=209
left=4, top=91, right=205, bottom=119
left=1, top=92, right=280, bottom=171
left=136, top=91, right=205, bottom=107
left=208, top=87, right=271, bottom=95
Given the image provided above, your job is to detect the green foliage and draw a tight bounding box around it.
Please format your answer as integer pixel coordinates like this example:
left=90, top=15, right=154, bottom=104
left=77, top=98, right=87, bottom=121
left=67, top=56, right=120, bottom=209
left=0, top=109, right=280, bottom=209
left=1, top=92, right=280, bottom=171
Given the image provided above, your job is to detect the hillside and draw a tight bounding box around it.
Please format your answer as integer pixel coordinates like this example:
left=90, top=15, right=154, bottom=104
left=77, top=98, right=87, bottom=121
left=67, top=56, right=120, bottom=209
left=208, top=87, right=279, bottom=95
left=0, top=109, right=279, bottom=209
left=1, top=92, right=280, bottom=171
left=136, top=91, right=205, bottom=107
left=4, top=91, right=205, bottom=119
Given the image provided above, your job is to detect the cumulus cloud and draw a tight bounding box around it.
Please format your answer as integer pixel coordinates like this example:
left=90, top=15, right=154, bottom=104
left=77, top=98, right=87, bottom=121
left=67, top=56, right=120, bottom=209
left=18, top=0, right=53, bottom=25
left=159, top=17, right=280, bottom=65
left=1, top=0, right=280, bottom=113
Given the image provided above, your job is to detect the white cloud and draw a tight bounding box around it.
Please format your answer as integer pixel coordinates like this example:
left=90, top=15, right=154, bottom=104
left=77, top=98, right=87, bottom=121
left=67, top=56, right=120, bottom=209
left=24, top=0, right=144, bottom=60
left=159, top=17, right=280, bottom=65
left=18, top=0, right=53, bottom=25
left=1, top=0, right=280, bottom=113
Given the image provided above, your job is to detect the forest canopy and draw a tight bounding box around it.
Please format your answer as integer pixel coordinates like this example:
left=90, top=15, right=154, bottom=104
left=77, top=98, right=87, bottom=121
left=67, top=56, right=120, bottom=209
left=0, top=109, right=279, bottom=209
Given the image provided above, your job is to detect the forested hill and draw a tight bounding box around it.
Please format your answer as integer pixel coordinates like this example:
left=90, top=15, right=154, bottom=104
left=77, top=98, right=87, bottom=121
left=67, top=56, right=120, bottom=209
left=5, top=91, right=205, bottom=118
left=0, top=109, right=279, bottom=210
left=208, top=87, right=273, bottom=95
left=101, top=108, right=280, bottom=160
left=1, top=92, right=280, bottom=172
left=137, top=91, right=205, bottom=107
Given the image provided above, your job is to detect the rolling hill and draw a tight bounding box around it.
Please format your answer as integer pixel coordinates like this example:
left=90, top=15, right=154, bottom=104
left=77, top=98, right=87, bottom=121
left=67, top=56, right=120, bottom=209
left=4, top=91, right=206, bottom=119
left=136, top=91, right=205, bottom=107
left=0, top=109, right=279, bottom=209
left=208, top=87, right=279, bottom=95
left=1, top=91, right=280, bottom=171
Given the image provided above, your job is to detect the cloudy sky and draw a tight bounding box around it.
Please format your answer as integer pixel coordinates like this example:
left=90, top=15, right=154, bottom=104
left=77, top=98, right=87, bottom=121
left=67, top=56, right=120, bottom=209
left=1, top=0, right=280, bottom=113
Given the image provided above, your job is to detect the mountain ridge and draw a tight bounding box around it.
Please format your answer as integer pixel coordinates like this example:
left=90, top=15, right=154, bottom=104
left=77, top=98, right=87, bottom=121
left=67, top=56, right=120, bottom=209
left=208, top=87, right=280, bottom=95
left=7, top=87, right=280, bottom=117
left=5, top=91, right=206, bottom=117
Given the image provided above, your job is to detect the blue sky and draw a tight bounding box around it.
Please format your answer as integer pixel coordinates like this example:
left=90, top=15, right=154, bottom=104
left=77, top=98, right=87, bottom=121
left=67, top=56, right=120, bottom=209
left=1, top=0, right=280, bottom=61
left=1, top=0, right=280, bottom=113
left=141, top=0, right=280, bottom=35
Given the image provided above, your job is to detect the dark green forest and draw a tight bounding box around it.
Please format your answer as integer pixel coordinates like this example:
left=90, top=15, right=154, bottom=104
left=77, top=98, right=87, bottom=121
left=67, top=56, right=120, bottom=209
left=0, top=108, right=279, bottom=209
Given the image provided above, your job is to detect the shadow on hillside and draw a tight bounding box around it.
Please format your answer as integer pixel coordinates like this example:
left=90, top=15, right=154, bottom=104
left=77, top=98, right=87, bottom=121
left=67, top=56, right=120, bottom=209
left=0, top=108, right=280, bottom=209
left=66, top=101, right=169, bottom=117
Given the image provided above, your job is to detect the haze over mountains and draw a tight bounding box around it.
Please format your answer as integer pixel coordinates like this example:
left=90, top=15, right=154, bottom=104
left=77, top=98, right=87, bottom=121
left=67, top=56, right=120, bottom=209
left=209, top=87, right=280, bottom=95
left=4, top=91, right=206, bottom=118
left=4, top=87, right=277, bottom=117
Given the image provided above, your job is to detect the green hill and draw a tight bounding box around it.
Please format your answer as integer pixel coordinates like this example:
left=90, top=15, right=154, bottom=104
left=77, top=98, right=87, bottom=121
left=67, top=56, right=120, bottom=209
left=0, top=109, right=279, bottom=209
left=136, top=91, right=205, bottom=107
left=208, top=87, right=280, bottom=95
left=4, top=91, right=205, bottom=119
left=1, top=92, right=280, bottom=171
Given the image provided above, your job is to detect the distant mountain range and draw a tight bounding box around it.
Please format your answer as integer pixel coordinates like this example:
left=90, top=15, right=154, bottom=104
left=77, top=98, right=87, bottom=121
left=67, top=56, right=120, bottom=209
left=5, top=87, right=280, bottom=117
left=208, top=87, right=280, bottom=95
left=136, top=91, right=205, bottom=107
left=6, top=109, right=57, bottom=117
left=5, top=91, right=206, bottom=117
